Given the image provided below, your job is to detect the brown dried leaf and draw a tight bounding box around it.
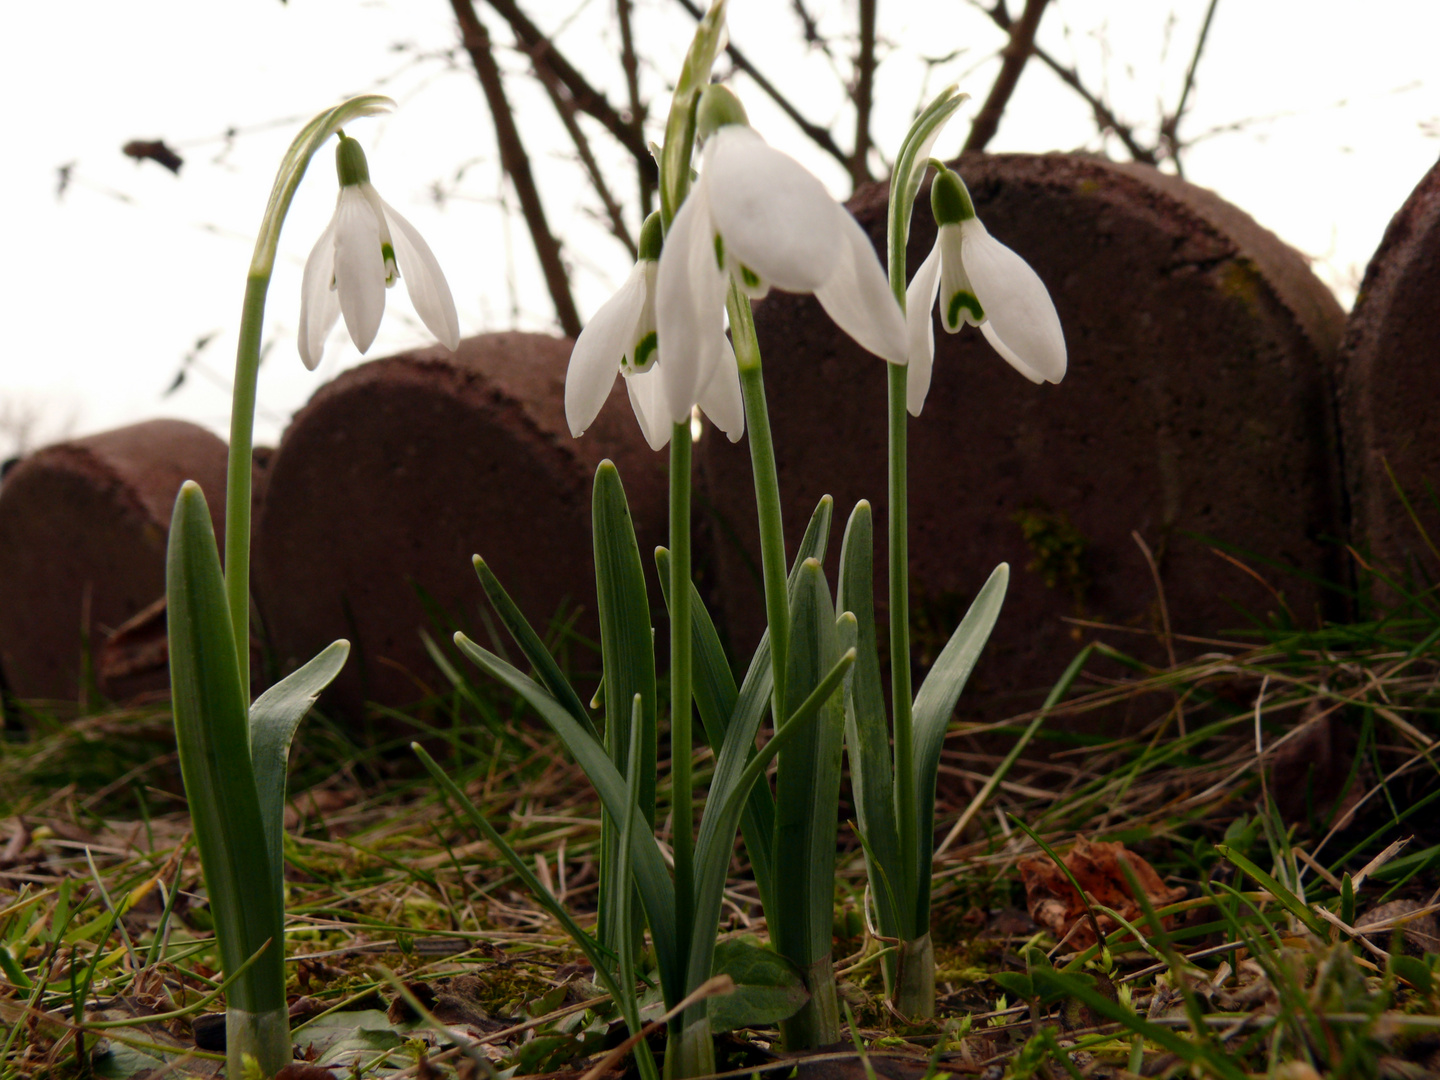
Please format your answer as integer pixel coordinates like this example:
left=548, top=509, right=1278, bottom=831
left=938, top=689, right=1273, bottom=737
left=1017, top=835, right=1186, bottom=950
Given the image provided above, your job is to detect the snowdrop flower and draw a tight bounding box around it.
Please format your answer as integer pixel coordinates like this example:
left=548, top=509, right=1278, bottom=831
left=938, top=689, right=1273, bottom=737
left=656, top=86, right=907, bottom=425
left=298, top=133, right=460, bottom=370
left=566, top=214, right=742, bottom=452
left=905, top=164, right=1066, bottom=415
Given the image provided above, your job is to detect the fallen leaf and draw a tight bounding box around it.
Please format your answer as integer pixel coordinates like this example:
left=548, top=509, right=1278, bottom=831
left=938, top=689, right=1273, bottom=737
left=1017, top=835, right=1186, bottom=950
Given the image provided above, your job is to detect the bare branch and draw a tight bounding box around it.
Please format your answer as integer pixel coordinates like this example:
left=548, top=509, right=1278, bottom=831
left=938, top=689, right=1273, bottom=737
left=963, top=0, right=1050, bottom=153
left=451, top=0, right=582, bottom=338
left=480, top=0, right=659, bottom=190
left=850, top=0, right=878, bottom=186
left=971, top=0, right=1158, bottom=166
left=1158, top=0, right=1220, bottom=174
left=534, top=62, right=637, bottom=259
left=614, top=0, right=655, bottom=214
left=672, top=0, right=851, bottom=176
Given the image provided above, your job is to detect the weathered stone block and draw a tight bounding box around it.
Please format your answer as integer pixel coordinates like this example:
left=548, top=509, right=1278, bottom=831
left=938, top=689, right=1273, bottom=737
left=252, top=332, right=665, bottom=716
left=1339, top=157, right=1440, bottom=596
left=698, top=153, right=1347, bottom=726
left=0, top=419, right=230, bottom=703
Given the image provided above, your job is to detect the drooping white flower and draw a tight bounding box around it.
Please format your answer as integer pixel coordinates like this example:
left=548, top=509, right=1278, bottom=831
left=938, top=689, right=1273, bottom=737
left=298, top=133, right=460, bottom=370
left=905, top=165, right=1065, bottom=415
left=566, top=213, right=743, bottom=451
left=656, top=87, right=907, bottom=426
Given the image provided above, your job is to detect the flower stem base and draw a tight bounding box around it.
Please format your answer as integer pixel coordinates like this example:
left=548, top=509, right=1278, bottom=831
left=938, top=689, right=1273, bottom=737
left=779, top=953, right=841, bottom=1050
left=226, top=1005, right=291, bottom=1078
left=663, top=1016, right=715, bottom=1080
left=892, top=934, right=935, bottom=1020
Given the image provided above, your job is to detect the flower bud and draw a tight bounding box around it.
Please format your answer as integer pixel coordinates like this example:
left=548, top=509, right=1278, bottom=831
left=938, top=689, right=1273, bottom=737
left=335, top=133, right=371, bottom=188
left=696, top=84, right=749, bottom=142
left=930, top=166, right=976, bottom=226
left=638, top=211, right=664, bottom=262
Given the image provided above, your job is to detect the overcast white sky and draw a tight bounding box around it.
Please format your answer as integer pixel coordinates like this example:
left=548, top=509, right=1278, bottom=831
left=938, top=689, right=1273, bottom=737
left=5, top=0, right=1438, bottom=455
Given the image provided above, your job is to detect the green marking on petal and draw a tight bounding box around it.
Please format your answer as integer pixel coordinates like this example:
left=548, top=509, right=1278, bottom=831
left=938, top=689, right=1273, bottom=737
left=740, top=265, right=761, bottom=290
left=946, top=290, right=983, bottom=328
left=713, top=233, right=726, bottom=271
left=633, top=331, right=659, bottom=371
left=381, top=243, right=399, bottom=286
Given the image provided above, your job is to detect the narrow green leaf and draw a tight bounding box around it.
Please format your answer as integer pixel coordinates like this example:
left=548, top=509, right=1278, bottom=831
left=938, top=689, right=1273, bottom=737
left=593, top=462, right=658, bottom=955
left=1216, top=844, right=1329, bottom=937
left=837, top=500, right=905, bottom=939
left=453, top=633, right=681, bottom=1005
left=687, top=646, right=855, bottom=1006
left=910, top=563, right=1008, bottom=930
left=250, top=639, right=349, bottom=902
left=472, top=556, right=596, bottom=740
left=1030, top=968, right=1248, bottom=1080
left=1392, top=954, right=1433, bottom=996
left=655, top=492, right=832, bottom=918
left=413, top=744, right=628, bottom=1009
left=1340, top=873, right=1355, bottom=927
left=708, top=941, right=809, bottom=1032
left=772, top=559, right=846, bottom=967
left=659, top=0, right=729, bottom=226
left=165, top=481, right=284, bottom=1016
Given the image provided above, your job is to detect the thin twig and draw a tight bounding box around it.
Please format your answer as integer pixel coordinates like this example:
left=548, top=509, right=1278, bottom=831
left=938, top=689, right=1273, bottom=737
left=1159, top=0, right=1221, bottom=173
left=971, top=0, right=1158, bottom=165
left=532, top=60, right=637, bottom=258
left=850, top=0, right=878, bottom=185
left=450, top=0, right=583, bottom=338
left=964, top=0, right=1050, bottom=152
left=672, top=0, right=852, bottom=175
left=480, top=0, right=659, bottom=189
left=614, top=0, right=654, bottom=214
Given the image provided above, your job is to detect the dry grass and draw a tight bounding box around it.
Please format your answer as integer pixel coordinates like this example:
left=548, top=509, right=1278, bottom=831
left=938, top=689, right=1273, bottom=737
left=2, top=602, right=1438, bottom=1079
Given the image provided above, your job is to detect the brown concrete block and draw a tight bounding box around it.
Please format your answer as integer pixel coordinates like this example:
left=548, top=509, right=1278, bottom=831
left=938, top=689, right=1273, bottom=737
left=0, top=419, right=230, bottom=703
left=1339, top=157, right=1440, bottom=594
left=252, top=332, right=666, bottom=717
left=698, top=153, right=1347, bottom=725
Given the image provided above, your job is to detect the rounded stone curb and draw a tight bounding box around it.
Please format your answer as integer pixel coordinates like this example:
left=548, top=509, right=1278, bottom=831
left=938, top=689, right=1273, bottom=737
left=252, top=332, right=666, bottom=717
left=1337, top=156, right=1440, bottom=596
left=0, top=419, right=231, bottom=704
left=697, top=152, right=1347, bottom=730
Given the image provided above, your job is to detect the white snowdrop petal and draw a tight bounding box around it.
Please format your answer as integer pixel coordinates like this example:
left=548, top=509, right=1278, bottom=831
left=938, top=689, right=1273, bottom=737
left=625, top=369, right=673, bottom=451
left=813, top=208, right=908, bottom=365
left=980, top=322, right=1047, bottom=384
left=298, top=217, right=340, bottom=370
left=696, top=336, right=745, bottom=442
left=905, top=240, right=943, bottom=416
left=704, top=126, right=841, bottom=293
left=566, top=263, right=647, bottom=438
left=381, top=196, right=460, bottom=350
left=332, top=187, right=387, bottom=353
left=938, top=224, right=979, bottom=331
left=657, top=180, right=726, bottom=424
left=961, top=219, right=1067, bottom=382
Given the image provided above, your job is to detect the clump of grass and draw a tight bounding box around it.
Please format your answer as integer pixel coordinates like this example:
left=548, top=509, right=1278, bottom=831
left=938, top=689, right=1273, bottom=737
left=2, top=567, right=1437, bottom=1078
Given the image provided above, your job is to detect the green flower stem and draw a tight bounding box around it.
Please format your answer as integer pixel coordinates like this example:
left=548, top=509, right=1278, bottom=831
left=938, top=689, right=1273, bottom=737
left=669, top=421, right=694, bottom=968
left=885, top=359, right=917, bottom=919
left=893, top=932, right=934, bottom=1020
left=224, top=275, right=268, bottom=703
left=220, top=93, right=393, bottom=701
left=727, top=286, right=788, bottom=724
